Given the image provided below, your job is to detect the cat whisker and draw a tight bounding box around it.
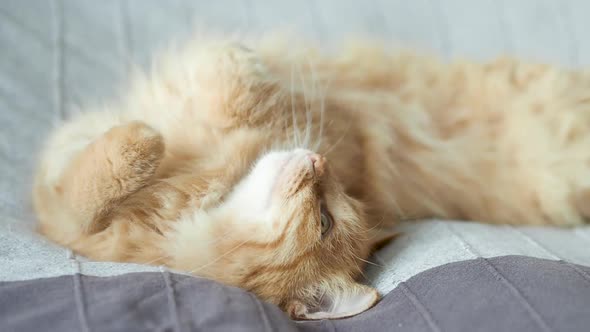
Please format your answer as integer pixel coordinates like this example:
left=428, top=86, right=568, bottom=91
left=296, top=57, right=312, bottom=149
left=358, top=269, right=368, bottom=281
left=365, top=144, right=404, bottom=218
left=317, top=288, right=328, bottom=306
left=351, top=258, right=370, bottom=280
left=305, top=52, right=332, bottom=154
left=140, top=254, right=171, bottom=266
left=360, top=217, right=387, bottom=235
left=302, top=53, right=318, bottom=149
left=139, top=225, right=243, bottom=268
left=290, top=61, right=301, bottom=148
left=313, top=76, right=330, bottom=152
left=185, top=237, right=252, bottom=275
left=322, top=120, right=352, bottom=156
left=281, top=110, right=294, bottom=150
left=301, top=53, right=329, bottom=153
left=352, top=253, right=383, bottom=268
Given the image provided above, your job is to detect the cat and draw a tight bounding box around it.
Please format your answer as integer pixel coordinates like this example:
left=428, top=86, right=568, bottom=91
left=33, top=36, right=590, bottom=320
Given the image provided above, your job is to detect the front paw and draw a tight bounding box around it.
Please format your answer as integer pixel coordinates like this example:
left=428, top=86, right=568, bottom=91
left=103, top=121, right=165, bottom=190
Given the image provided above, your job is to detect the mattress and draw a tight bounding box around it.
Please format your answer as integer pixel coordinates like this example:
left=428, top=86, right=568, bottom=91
left=1, top=1, right=589, bottom=331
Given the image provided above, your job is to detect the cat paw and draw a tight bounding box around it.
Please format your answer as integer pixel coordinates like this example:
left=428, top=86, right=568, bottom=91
left=102, top=121, right=165, bottom=190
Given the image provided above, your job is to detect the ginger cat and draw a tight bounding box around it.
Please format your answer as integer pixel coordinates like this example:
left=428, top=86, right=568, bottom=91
left=33, top=36, right=590, bottom=319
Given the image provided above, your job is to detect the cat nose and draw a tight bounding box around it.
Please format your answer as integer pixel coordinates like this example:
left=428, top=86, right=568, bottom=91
left=307, top=153, right=326, bottom=177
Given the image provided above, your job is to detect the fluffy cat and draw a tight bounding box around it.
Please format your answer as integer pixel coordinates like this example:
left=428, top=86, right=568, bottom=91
left=33, top=36, right=590, bottom=320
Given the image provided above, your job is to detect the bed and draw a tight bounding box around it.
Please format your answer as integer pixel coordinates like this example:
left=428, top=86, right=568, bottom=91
left=1, top=1, right=589, bottom=331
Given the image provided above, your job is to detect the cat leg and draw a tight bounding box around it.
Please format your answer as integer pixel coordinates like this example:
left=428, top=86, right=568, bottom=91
left=490, top=72, right=590, bottom=226
left=57, top=121, right=164, bottom=233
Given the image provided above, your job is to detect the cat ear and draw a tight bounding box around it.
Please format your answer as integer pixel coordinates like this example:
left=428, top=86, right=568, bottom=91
left=287, top=282, right=379, bottom=320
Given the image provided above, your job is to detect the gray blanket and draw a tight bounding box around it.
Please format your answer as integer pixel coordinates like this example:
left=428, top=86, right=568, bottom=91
left=2, top=256, right=589, bottom=332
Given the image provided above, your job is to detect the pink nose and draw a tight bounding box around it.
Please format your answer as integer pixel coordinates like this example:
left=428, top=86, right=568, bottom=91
left=308, top=153, right=327, bottom=176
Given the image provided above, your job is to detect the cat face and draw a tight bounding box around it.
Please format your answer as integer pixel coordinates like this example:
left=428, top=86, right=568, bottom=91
left=211, top=148, right=380, bottom=319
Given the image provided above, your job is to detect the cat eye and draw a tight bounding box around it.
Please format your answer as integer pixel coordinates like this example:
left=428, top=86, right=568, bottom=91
left=320, top=205, right=333, bottom=236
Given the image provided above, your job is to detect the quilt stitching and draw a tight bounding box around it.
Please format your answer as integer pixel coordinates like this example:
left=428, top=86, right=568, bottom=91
left=442, top=222, right=479, bottom=259
left=509, top=226, right=590, bottom=285
left=118, top=0, right=133, bottom=73
left=50, top=0, right=64, bottom=123
left=160, top=267, right=183, bottom=332
left=68, top=250, right=91, bottom=332
left=481, top=257, right=554, bottom=332
left=445, top=223, right=553, bottom=332
left=399, top=282, right=442, bottom=332
left=249, top=292, right=273, bottom=332
left=0, top=4, right=117, bottom=97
